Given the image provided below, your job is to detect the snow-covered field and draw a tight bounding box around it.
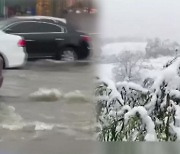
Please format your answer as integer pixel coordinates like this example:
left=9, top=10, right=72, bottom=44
left=96, top=42, right=180, bottom=141
left=96, top=64, right=115, bottom=79
left=97, top=56, right=174, bottom=80
left=101, top=42, right=147, bottom=56
left=97, top=42, right=148, bottom=80
left=97, top=42, right=175, bottom=82
left=140, top=56, right=174, bottom=80
left=98, top=57, right=178, bottom=89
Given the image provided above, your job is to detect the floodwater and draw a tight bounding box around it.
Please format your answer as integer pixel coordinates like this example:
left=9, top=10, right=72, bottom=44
left=0, top=61, right=97, bottom=154
left=0, top=12, right=99, bottom=154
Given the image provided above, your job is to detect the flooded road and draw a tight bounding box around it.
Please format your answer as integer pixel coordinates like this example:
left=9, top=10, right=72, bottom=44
left=0, top=60, right=96, bottom=154
left=0, top=12, right=99, bottom=153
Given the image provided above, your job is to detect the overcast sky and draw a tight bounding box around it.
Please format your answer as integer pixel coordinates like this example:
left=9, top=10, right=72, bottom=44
left=99, top=0, right=180, bottom=42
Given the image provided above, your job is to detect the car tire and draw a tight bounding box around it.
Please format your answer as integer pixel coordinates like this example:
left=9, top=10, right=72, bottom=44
left=0, top=56, right=5, bottom=69
left=60, top=47, right=78, bottom=62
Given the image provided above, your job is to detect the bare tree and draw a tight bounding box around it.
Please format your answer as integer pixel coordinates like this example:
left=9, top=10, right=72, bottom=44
left=113, top=50, right=143, bottom=82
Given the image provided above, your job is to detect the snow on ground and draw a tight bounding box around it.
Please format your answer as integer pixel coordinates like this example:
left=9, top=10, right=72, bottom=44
left=101, top=42, right=147, bottom=56
left=98, top=42, right=148, bottom=81
left=97, top=42, right=180, bottom=141
left=150, top=56, right=180, bottom=91
left=96, top=64, right=115, bottom=80
left=140, top=56, right=174, bottom=80
left=98, top=56, right=174, bottom=83
left=142, top=56, right=173, bottom=70
left=98, top=42, right=175, bottom=82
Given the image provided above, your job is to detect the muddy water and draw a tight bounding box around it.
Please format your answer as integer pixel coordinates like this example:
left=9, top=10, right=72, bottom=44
left=0, top=61, right=96, bottom=154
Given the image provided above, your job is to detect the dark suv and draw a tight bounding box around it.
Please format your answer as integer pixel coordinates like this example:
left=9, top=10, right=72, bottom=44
left=0, top=16, right=92, bottom=61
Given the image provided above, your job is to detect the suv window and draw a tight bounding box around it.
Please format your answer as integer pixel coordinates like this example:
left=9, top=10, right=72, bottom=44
left=38, top=23, right=62, bottom=32
left=5, top=22, right=40, bottom=33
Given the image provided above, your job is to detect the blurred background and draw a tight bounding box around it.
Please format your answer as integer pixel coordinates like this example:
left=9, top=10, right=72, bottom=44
left=0, top=0, right=97, bottom=18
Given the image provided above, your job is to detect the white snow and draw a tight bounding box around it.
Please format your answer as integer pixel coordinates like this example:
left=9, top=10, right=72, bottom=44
left=97, top=56, right=175, bottom=83
left=145, top=94, right=157, bottom=112
left=151, top=57, right=180, bottom=92
left=95, top=95, right=109, bottom=102
left=98, top=41, right=175, bottom=82
left=97, top=78, right=124, bottom=105
left=170, top=124, right=180, bottom=141
left=139, top=56, right=173, bottom=80
left=124, top=106, right=157, bottom=141
left=142, top=56, right=173, bottom=70
left=97, top=42, right=180, bottom=141
left=116, top=81, right=149, bottom=94
left=101, top=42, right=147, bottom=56
left=160, top=95, right=169, bottom=110
left=117, top=105, right=131, bottom=116
left=172, top=104, right=180, bottom=127
left=170, top=90, right=180, bottom=99
left=96, top=64, right=115, bottom=80
left=109, top=110, right=116, bottom=117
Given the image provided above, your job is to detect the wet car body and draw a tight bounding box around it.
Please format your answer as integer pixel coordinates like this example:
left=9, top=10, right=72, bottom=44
left=0, top=16, right=92, bottom=61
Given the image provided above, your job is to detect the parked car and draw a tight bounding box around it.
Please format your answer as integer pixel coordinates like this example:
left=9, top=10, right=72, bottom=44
left=0, top=28, right=27, bottom=68
left=0, top=16, right=92, bottom=66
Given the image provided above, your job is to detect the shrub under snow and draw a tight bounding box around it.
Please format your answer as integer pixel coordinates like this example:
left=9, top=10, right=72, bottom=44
left=96, top=57, right=180, bottom=141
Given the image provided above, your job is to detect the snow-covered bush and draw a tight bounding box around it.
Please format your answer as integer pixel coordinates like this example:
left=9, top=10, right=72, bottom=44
left=96, top=57, right=180, bottom=141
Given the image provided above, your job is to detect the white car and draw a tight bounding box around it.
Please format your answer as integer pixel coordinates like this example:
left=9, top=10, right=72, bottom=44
left=0, top=30, right=27, bottom=68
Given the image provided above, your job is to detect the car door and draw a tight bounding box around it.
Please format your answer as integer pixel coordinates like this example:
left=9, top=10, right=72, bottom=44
left=36, top=22, right=66, bottom=57
left=4, top=21, right=43, bottom=59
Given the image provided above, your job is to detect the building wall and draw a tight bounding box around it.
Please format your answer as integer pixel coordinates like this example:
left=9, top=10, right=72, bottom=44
left=36, top=0, right=69, bottom=17
left=0, top=0, right=5, bottom=17
left=36, top=0, right=53, bottom=16
left=0, top=0, right=3, bottom=16
left=67, top=0, right=76, bottom=7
